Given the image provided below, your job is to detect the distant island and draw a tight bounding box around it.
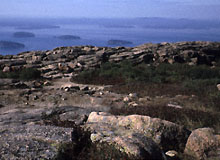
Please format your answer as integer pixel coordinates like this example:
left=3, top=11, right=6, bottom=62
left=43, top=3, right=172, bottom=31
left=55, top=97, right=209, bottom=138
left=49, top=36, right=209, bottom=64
left=0, top=41, right=25, bottom=50
left=103, top=25, right=134, bottom=29
left=55, top=35, right=81, bottom=40
left=16, top=25, right=60, bottom=30
left=13, top=32, right=35, bottom=38
left=108, top=39, right=133, bottom=45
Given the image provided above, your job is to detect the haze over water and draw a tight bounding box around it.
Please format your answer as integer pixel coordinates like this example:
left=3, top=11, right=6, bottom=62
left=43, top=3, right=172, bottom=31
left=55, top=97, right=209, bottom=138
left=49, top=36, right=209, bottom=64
left=0, top=17, right=220, bottom=55
left=0, top=0, right=220, bottom=55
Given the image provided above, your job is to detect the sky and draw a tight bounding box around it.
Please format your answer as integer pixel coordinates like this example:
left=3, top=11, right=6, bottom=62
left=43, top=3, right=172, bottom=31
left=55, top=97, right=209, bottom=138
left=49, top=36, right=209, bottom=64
left=0, top=0, right=220, bottom=19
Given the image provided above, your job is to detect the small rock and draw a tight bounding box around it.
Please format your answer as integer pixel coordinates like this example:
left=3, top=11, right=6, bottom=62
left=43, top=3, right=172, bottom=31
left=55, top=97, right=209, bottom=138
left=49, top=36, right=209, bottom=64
left=165, top=150, right=179, bottom=159
left=129, top=93, right=137, bottom=98
left=217, top=84, right=220, bottom=91
left=80, top=86, right=89, bottom=91
left=90, top=133, right=102, bottom=143
left=43, top=81, right=51, bottom=86
left=51, top=73, right=63, bottom=79
left=123, top=96, right=131, bottom=102
left=33, top=95, right=39, bottom=100
left=32, top=81, right=42, bottom=88
left=167, top=103, right=183, bottom=109
left=99, top=92, right=104, bottom=95
left=77, top=62, right=83, bottom=67
left=64, top=87, right=70, bottom=92
left=3, top=66, right=10, bottom=72
left=139, top=96, right=151, bottom=102
left=128, top=102, right=138, bottom=107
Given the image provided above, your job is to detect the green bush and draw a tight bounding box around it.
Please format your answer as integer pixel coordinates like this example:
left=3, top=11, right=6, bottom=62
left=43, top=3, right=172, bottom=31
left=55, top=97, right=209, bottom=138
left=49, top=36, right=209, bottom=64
left=73, top=61, right=220, bottom=85
left=0, top=71, right=18, bottom=79
left=183, top=79, right=220, bottom=92
left=0, top=68, right=41, bottom=80
left=19, top=68, right=41, bottom=80
left=72, top=60, right=220, bottom=112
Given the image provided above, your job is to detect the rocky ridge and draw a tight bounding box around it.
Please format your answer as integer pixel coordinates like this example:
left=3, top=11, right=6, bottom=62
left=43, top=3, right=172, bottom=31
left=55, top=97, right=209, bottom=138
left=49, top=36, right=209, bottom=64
left=0, top=41, right=220, bottom=159
left=1, top=41, right=220, bottom=79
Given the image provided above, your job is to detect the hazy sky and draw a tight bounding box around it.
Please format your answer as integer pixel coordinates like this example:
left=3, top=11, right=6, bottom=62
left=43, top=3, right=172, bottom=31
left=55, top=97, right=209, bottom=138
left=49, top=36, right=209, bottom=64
left=0, top=0, right=220, bottom=19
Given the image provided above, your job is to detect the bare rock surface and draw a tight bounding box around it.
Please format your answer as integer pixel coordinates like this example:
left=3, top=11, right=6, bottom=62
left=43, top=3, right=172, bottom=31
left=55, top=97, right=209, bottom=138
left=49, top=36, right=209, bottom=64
left=0, top=124, right=72, bottom=160
left=0, top=77, right=126, bottom=159
left=1, top=42, right=220, bottom=159
left=1, top=41, right=220, bottom=78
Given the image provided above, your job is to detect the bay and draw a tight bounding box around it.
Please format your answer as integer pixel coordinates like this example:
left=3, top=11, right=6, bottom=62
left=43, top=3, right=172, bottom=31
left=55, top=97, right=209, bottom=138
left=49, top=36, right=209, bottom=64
left=0, top=18, right=220, bottom=55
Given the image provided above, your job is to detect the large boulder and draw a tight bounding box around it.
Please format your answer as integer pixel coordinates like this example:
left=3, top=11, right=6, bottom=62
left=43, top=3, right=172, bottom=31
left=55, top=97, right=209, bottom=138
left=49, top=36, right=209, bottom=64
left=86, top=112, right=191, bottom=159
left=184, top=128, right=220, bottom=160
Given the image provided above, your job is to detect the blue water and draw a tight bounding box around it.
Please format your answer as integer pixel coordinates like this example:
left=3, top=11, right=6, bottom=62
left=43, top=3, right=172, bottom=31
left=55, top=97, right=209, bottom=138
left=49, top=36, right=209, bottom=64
left=1, top=18, right=220, bottom=55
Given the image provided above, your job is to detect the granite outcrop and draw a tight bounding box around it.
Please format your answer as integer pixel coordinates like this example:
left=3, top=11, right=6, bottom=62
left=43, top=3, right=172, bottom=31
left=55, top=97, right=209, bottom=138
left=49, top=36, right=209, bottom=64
left=0, top=41, right=220, bottom=159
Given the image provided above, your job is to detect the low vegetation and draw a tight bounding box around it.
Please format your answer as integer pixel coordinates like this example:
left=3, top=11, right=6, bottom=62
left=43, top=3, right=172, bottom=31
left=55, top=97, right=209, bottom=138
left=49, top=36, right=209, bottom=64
left=72, top=61, right=220, bottom=86
left=0, top=68, right=41, bottom=80
left=72, top=61, right=220, bottom=131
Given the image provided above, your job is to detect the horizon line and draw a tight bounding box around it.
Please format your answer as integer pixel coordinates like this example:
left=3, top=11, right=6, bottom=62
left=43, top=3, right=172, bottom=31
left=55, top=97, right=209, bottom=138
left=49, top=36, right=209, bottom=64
left=0, top=15, right=218, bottom=21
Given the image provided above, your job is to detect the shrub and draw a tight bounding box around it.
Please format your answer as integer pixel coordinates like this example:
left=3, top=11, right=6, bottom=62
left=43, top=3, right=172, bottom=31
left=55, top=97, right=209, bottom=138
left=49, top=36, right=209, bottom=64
left=184, top=65, right=220, bottom=80
left=183, top=79, right=220, bottom=93
left=72, top=61, right=220, bottom=85
left=72, top=60, right=220, bottom=113
left=0, top=68, right=41, bottom=81
left=19, top=68, right=41, bottom=80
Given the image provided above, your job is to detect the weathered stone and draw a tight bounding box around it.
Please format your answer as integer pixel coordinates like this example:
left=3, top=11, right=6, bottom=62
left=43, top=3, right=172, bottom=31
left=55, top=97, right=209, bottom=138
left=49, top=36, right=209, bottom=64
left=0, top=124, right=72, bottom=160
left=165, top=150, right=179, bottom=160
left=58, top=63, right=71, bottom=72
left=67, top=62, right=77, bottom=69
left=89, top=126, right=166, bottom=160
left=0, top=41, right=220, bottom=159
left=123, top=96, right=131, bottom=102
left=32, top=55, right=42, bottom=62
left=217, top=84, right=220, bottom=91
left=2, top=66, right=10, bottom=72
left=184, top=128, right=220, bottom=160
left=86, top=112, right=191, bottom=153
left=127, top=101, right=138, bottom=107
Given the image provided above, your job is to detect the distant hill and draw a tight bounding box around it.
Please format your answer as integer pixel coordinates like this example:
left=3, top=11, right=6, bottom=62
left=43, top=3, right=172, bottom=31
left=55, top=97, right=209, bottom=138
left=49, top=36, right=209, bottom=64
left=1, top=17, right=220, bottom=30
left=134, top=17, right=220, bottom=29
left=108, top=40, right=133, bottom=45
left=55, top=35, right=81, bottom=40
left=13, top=32, right=35, bottom=38
left=0, top=41, right=25, bottom=50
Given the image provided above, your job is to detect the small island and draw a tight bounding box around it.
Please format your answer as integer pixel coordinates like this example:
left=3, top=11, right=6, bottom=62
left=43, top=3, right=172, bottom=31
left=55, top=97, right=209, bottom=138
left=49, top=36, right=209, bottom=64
left=16, top=25, right=60, bottom=30
left=13, top=32, right=35, bottom=38
left=0, top=41, right=25, bottom=50
left=103, top=25, right=134, bottom=29
left=55, top=35, right=81, bottom=40
left=108, top=39, right=133, bottom=45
